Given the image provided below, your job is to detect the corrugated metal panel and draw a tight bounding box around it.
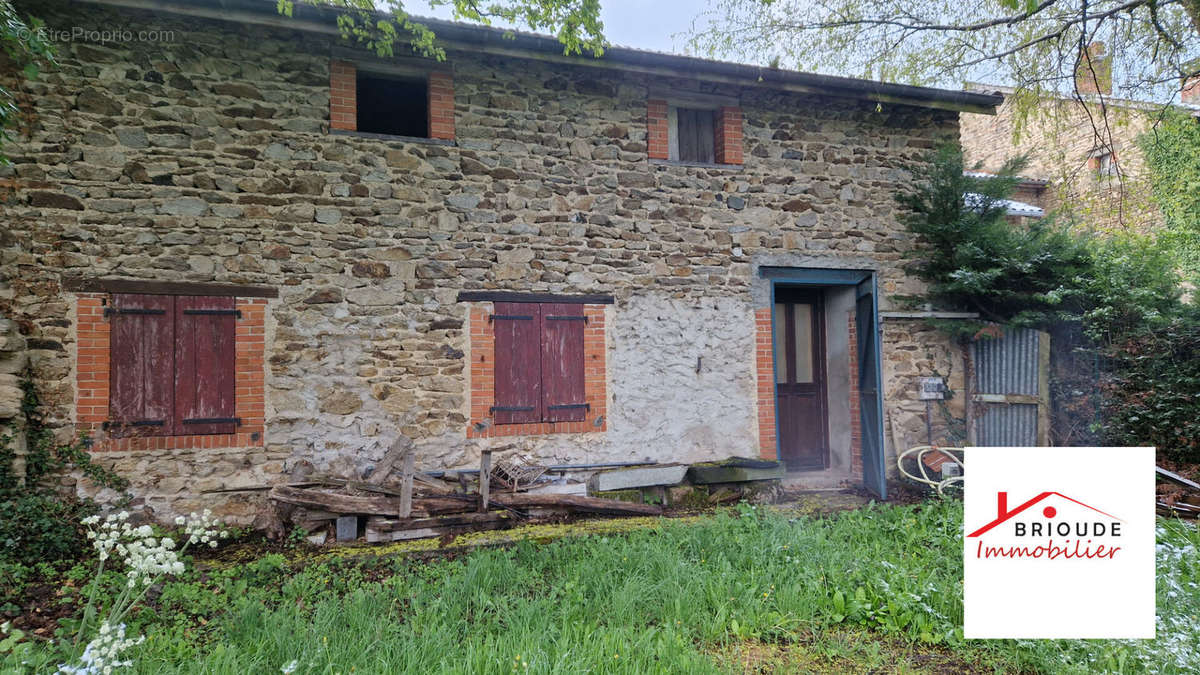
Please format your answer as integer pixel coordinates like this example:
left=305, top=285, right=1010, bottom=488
left=972, top=327, right=1042, bottom=445
left=977, top=404, right=1038, bottom=446
left=972, top=328, right=1040, bottom=395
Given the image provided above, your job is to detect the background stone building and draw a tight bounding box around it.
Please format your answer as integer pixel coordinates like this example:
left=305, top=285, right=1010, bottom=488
left=0, top=0, right=1001, bottom=522
left=960, top=67, right=1200, bottom=233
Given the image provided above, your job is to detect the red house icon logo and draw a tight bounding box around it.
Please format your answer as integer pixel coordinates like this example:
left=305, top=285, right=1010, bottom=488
left=967, top=491, right=1123, bottom=538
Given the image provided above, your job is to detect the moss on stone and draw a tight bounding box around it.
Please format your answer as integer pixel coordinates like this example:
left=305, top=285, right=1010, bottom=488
left=594, top=489, right=645, bottom=503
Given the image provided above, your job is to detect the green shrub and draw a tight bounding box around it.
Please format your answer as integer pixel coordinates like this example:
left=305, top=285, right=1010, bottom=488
left=0, top=371, right=128, bottom=565
left=1079, top=232, right=1185, bottom=345
left=0, top=489, right=93, bottom=564
left=900, top=145, right=1198, bottom=458
left=896, top=145, right=1094, bottom=336
left=1100, top=316, right=1200, bottom=464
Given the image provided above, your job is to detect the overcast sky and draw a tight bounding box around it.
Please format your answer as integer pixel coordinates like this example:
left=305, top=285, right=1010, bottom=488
left=403, top=0, right=706, bottom=55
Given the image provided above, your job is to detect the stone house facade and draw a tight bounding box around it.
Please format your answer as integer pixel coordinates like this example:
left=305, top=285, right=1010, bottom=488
left=0, top=0, right=1001, bottom=523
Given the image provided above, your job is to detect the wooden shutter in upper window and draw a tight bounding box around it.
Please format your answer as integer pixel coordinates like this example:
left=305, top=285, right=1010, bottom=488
left=109, top=294, right=175, bottom=437
left=173, top=296, right=238, bottom=435
left=540, top=303, right=587, bottom=423
left=492, top=302, right=542, bottom=424
left=677, top=108, right=715, bottom=164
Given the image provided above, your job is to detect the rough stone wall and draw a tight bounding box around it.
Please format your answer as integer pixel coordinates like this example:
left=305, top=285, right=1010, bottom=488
left=881, top=318, right=967, bottom=453
left=2, top=0, right=966, bottom=520
left=960, top=96, right=1161, bottom=233
left=0, top=306, right=28, bottom=481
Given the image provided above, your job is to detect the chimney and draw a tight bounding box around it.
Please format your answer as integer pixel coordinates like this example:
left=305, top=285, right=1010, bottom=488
left=997, top=492, right=1008, bottom=519
left=1075, top=42, right=1112, bottom=96
left=1183, top=71, right=1200, bottom=105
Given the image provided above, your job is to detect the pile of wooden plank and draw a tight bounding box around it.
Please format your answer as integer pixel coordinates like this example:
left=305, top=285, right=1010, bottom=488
left=254, top=442, right=661, bottom=544
left=1157, top=465, right=1200, bottom=519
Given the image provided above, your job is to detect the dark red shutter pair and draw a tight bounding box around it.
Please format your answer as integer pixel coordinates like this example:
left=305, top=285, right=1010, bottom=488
left=108, top=294, right=237, bottom=437
left=492, top=302, right=587, bottom=425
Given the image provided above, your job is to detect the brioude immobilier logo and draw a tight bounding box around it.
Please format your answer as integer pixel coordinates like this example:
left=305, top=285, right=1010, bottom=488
left=963, top=447, right=1155, bottom=639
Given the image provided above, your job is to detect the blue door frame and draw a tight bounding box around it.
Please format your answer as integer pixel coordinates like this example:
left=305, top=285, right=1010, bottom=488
left=761, top=267, right=888, bottom=499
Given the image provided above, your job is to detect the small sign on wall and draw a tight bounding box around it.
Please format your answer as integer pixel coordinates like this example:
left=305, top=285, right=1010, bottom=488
left=919, top=377, right=946, bottom=400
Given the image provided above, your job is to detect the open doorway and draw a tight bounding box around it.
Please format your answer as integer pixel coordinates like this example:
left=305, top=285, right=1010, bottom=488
left=761, top=267, right=886, bottom=498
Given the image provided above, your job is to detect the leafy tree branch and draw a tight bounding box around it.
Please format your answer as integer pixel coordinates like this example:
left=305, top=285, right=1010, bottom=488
left=690, top=0, right=1200, bottom=156
left=0, top=0, right=54, bottom=164
left=280, top=0, right=606, bottom=60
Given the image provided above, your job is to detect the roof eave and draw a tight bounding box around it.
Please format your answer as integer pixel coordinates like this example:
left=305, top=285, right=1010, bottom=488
left=80, top=0, right=1003, bottom=114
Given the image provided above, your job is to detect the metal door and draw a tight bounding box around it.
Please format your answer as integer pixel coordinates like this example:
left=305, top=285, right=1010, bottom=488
left=856, top=278, right=887, bottom=499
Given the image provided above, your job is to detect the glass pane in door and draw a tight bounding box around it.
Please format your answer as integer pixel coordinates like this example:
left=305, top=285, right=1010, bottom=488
left=773, top=303, right=787, bottom=383
left=792, top=303, right=813, bottom=382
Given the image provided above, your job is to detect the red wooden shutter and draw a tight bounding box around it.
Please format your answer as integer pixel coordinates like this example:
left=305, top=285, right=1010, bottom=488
left=174, top=296, right=238, bottom=435
left=109, top=294, right=175, bottom=437
left=492, top=302, right=541, bottom=424
left=540, top=303, right=587, bottom=423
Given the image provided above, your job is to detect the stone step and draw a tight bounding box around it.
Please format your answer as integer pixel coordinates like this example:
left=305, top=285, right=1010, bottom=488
left=588, top=464, right=688, bottom=492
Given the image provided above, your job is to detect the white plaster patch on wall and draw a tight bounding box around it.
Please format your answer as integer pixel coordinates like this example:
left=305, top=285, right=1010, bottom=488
left=431, top=293, right=759, bottom=470
left=605, top=293, right=758, bottom=463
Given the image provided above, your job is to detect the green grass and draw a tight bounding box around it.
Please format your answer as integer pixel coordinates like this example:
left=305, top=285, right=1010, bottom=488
left=3, top=499, right=1198, bottom=674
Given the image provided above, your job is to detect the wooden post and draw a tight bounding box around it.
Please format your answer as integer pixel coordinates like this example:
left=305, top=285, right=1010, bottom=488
left=479, top=450, right=493, bottom=513
left=399, top=446, right=415, bottom=519
left=963, top=341, right=976, bottom=447
left=1036, top=330, right=1051, bottom=446
left=369, top=436, right=414, bottom=485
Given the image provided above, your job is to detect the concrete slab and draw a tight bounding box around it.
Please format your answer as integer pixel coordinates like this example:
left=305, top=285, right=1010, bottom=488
left=336, top=515, right=358, bottom=542
left=687, top=464, right=786, bottom=484
left=588, top=464, right=688, bottom=492
left=780, top=470, right=856, bottom=490
left=525, top=482, right=588, bottom=496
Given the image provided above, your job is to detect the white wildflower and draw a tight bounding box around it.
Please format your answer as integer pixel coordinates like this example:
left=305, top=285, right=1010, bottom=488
left=281, top=660, right=299, bottom=674
left=57, top=622, right=144, bottom=675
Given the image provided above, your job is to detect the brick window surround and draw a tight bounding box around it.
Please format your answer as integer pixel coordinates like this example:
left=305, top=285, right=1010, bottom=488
left=646, top=99, right=743, bottom=165
left=714, top=106, right=744, bottom=165
left=330, top=59, right=454, bottom=140
left=754, top=307, right=861, bottom=472
left=647, top=99, right=670, bottom=160
left=75, top=294, right=267, bottom=451
left=468, top=303, right=607, bottom=438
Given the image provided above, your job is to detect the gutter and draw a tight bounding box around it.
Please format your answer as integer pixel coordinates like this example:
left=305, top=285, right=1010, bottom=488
left=79, top=0, right=1003, bottom=114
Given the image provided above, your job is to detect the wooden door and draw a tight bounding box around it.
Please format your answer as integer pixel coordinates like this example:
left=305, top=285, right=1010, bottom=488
left=773, top=288, right=828, bottom=471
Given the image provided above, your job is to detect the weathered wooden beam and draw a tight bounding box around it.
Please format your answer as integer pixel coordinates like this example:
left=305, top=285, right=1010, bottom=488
left=202, top=481, right=324, bottom=493
left=269, top=486, right=405, bottom=515
left=493, top=493, right=663, bottom=515
left=364, top=514, right=516, bottom=543
left=1157, top=466, right=1200, bottom=492
left=1037, top=331, right=1051, bottom=446
left=456, top=291, right=615, bottom=304
left=479, top=450, right=493, bottom=513
left=399, top=447, right=415, bottom=519
left=370, top=512, right=512, bottom=532
left=62, top=276, right=278, bottom=298
left=367, top=437, right=414, bottom=485
left=269, top=486, right=663, bottom=518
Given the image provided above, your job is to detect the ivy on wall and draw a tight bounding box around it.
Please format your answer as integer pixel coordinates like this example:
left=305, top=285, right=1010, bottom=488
left=1140, top=110, right=1200, bottom=273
